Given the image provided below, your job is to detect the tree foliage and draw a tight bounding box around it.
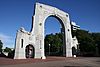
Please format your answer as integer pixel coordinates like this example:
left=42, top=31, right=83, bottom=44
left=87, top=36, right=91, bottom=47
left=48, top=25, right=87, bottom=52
left=45, top=29, right=100, bottom=56
left=0, top=40, right=3, bottom=53
left=45, top=33, right=63, bottom=56
left=74, top=29, right=100, bottom=56
left=4, top=47, right=12, bottom=53
left=91, top=33, right=100, bottom=56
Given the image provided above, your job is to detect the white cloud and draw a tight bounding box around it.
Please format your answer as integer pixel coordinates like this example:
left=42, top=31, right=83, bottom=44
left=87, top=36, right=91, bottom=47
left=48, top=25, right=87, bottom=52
left=0, top=33, right=15, bottom=48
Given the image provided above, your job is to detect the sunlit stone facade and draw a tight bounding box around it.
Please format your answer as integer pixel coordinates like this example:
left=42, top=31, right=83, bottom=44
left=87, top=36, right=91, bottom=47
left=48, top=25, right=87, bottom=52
left=14, top=3, right=79, bottom=59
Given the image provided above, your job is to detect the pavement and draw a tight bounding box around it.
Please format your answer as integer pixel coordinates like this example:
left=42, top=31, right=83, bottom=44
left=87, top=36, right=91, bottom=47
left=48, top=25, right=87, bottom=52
left=0, top=57, right=100, bottom=67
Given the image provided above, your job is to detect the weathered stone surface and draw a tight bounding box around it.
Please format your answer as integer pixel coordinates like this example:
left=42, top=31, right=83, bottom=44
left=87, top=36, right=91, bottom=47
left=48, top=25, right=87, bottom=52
left=14, top=3, right=78, bottom=59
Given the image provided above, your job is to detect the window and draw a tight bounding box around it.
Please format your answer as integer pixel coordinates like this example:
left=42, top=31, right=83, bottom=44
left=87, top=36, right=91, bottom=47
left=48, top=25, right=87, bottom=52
left=21, top=39, right=23, bottom=48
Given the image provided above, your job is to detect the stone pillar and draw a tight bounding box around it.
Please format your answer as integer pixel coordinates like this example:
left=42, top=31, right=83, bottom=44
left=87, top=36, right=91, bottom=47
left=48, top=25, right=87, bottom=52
left=14, top=32, right=26, bottom=59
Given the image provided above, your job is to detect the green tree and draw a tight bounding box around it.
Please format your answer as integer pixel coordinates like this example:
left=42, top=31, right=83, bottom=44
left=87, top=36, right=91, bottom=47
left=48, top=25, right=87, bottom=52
left=4, top=47, right=12, bottom=53
left=45, top=29, right=99, bottom=57
left=45, top=33, right=63, bottom=56
left=91, top=33, right=100, bottom=56
left=75, top=30, right=96, bottom=56
left=0, top=40, right=3, bottom=53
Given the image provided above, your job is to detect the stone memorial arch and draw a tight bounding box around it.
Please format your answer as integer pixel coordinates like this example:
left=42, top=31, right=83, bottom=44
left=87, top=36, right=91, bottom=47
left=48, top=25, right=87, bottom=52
left=14, top=3, right=77, bottom=59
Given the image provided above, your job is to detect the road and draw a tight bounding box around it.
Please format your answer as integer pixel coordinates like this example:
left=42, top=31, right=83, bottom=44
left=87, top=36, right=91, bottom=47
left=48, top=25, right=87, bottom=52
left=0, top=57, right=100, bottom=67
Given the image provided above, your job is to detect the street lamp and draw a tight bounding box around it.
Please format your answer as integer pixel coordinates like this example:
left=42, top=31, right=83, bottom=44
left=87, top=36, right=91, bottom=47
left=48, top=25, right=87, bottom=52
left=49, top=44, right=50, bottom=55
left=96, top=44, right=99, bottom=56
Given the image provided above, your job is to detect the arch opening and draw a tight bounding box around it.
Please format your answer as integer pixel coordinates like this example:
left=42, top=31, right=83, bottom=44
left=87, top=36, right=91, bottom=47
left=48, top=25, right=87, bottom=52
left=14, top=3, right=73, bottom=59
left=72, top=47, right=77, bottom=56
left=25, top=44, right=35, bottom=58
left=44, top=15, right=66, bottom=57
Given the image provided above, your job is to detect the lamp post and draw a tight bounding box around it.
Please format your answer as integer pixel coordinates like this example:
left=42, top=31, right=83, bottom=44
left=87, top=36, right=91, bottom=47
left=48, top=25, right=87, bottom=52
left=96, top=44, right=99, bottom=56
left=49, top=44, right=50, bottom=55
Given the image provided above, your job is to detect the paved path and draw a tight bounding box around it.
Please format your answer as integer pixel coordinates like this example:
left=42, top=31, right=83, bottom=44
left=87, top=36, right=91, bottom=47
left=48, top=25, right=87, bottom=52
left=0, top=57, right=100, bottom=67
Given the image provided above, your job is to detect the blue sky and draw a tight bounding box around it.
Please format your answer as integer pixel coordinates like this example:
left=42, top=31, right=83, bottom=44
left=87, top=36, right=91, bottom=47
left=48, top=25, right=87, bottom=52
left=0, top=0, right=100, bottom=48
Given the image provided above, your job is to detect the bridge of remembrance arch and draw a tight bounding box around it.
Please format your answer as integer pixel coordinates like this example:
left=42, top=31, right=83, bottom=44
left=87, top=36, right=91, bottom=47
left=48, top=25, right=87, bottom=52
left=14, top=3, right=77, bottom=59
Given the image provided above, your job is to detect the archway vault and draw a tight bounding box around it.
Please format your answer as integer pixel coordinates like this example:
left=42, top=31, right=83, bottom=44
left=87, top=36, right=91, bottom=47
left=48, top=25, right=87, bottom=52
left=25, top=44, right=35, bottom=58
left=44, top=15, right=65, bottom=56
left=14, top=3, right=73, bottom=59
